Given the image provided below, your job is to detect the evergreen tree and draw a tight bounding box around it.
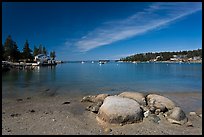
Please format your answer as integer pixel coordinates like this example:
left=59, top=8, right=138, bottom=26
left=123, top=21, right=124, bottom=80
left=38, top=44, right=43, bottom=54
left=50, top=51, right=56, bottom=60
left=3, top=35, right=14, bottom=61
left=43, top=46, right=47, bottom=55
left=33, top=45, right=39, bottom=56
left=11, top=42, right=21, bottom=61
left=22, top=40, right=33, bottom=61
left=2, top=44, right=5, bottom=61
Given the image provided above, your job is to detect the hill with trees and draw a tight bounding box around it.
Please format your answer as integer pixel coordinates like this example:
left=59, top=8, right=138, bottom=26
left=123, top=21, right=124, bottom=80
left=120, top=49, right=202, bottom=62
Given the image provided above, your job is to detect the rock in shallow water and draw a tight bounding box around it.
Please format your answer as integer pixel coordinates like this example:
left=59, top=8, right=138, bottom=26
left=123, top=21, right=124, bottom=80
left=97, top=96, right=143, bottom=124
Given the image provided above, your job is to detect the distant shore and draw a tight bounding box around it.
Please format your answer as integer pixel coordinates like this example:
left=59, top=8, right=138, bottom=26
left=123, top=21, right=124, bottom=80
left=117, top=60, right=202, bottom=64
left=2, top=91, right=202, bottom=135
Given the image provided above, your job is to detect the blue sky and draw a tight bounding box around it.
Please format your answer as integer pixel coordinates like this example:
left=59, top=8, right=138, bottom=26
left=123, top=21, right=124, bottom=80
left=2, top=2, right=202, bottom=61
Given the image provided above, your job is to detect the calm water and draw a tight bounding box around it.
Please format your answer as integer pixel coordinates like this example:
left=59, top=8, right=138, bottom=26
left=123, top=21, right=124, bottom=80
left=2, top=62, right=202, bottom=98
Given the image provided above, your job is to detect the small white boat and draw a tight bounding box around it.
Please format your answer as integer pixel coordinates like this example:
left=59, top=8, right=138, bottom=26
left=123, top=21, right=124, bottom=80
left=81, top=61, right=84, bottom=64
left=99, top=61, right=106, bottom=64
left=91, top=61, right=94, bottom=63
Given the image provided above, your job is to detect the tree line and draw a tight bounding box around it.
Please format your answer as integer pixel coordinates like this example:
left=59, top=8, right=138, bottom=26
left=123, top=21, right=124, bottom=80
left=120, top=49, right=202, bottom=62
left=2, top=35, right=56, bottom=62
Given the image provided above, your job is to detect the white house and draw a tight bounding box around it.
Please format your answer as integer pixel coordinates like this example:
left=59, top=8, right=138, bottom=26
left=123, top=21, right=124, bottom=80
left=34, top=54, right=50, bottom=63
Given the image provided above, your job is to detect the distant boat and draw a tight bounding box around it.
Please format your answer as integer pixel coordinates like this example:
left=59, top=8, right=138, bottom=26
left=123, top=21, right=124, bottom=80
left=92, top=61, right=94, bottom=63
left=132, top=61, right=137, bottom=64
left=98, top=60, right=109, bottom=64
left=99, top=61, right=107, bottom=64
left=81, top=61, right=84, bottom=64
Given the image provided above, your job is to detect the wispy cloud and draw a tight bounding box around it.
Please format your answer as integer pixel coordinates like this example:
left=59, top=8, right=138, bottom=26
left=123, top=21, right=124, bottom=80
left=72, top=2, right=202, bottom=52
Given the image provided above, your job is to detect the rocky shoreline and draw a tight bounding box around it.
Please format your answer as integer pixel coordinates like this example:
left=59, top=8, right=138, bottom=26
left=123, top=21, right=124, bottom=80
left=2, top=91, right=202, bottom=135
left=81, top=92, right=201, bottom=126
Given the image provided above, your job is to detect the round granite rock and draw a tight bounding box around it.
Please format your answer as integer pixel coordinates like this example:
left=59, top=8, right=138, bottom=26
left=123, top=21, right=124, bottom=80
left=97, top=96, right=143, bottom=124
left=118, top=92, right=146, bottom=106
left=146, top=94, right=176, bottom=110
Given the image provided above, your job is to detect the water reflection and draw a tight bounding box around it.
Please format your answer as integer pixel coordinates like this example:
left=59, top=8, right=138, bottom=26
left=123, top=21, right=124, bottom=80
left=2, top=63, right=202, bottom=98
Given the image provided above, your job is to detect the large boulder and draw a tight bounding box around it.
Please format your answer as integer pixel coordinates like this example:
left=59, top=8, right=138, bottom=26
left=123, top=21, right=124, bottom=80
left=167, top=107, right=188, bottom=125
left=146, top=94, right=176, bottom=111
left=97, top=96, right=143, bottom=124
left=118, top=92, right=146, bottom=106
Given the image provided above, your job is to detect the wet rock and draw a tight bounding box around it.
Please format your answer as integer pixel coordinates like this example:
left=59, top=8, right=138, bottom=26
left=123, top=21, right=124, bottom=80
left=97, top=96, right=143, bottom=124
left=146, top=94, right=176, bottom=110
left=118, top=92, right=146, bottom=106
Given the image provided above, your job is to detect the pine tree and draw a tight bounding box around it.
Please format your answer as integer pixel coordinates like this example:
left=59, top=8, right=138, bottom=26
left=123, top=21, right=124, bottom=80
left=22, top=40, right=33, bottom=61
left=38, top=44, right=43, bottom=54
left=3, top=35, right=14, bottom=61
left=2, top=44, right=4, bottom=60
left=11, top=42, right=21, bottom=62
left=43, top=46, right=47, bottom=55
left=33, top=45, right=39, bottom=56
left=50, top=51, right=56, bottom=60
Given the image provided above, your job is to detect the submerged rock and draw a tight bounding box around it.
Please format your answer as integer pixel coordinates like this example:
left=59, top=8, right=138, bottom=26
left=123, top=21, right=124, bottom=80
left=97, top=96, right=143, bottom=124
left=118, top=92, right=146, bottom=106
